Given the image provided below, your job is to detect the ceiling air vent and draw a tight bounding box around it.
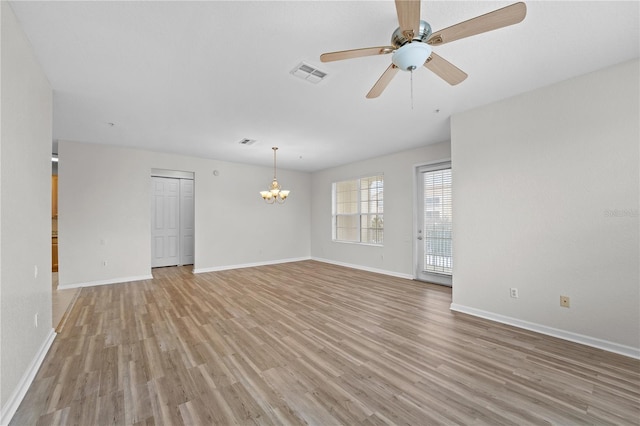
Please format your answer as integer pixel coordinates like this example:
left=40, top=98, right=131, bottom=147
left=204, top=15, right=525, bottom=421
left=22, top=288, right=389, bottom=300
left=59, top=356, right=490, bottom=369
left=238, top=138, right=257, bottom=146
left=290, top=62, right=328, bottom=84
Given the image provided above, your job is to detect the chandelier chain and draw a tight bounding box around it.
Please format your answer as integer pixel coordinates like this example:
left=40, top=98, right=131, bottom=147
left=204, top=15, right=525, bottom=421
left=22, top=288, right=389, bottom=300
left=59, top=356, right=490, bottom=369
left=273, top=147, right=277, bottom=180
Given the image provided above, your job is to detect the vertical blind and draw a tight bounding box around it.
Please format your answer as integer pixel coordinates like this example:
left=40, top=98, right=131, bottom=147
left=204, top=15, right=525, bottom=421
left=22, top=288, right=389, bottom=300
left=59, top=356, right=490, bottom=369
left=423, top=168, right=452, bottom=275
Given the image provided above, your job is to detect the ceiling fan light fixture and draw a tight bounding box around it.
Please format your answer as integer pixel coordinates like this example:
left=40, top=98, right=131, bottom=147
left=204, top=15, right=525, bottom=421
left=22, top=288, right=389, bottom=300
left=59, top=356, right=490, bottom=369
left=391, top=42, right=432, bottom=71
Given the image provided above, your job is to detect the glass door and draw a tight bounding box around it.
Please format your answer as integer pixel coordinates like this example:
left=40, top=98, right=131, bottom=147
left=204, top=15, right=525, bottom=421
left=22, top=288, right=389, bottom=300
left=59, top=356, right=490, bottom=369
left=416, top=163, right=452, bottom=286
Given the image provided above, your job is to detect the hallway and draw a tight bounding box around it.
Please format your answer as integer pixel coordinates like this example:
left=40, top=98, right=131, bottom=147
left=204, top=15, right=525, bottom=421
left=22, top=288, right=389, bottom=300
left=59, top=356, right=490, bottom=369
left=51, top=272, right=79, bottom=332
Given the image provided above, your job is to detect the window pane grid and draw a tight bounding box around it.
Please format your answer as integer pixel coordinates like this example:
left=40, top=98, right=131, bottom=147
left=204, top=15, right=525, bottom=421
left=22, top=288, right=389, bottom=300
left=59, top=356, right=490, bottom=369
left=361, top=214, right=384, bottom=244
left=333, top=175, right=383, bottom=245
left=423, top=169, right=452, bottom=274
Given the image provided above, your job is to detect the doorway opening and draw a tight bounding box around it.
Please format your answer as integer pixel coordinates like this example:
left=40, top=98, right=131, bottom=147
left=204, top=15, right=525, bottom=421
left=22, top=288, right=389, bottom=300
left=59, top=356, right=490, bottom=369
left=151, top=169, right=195, bottom=268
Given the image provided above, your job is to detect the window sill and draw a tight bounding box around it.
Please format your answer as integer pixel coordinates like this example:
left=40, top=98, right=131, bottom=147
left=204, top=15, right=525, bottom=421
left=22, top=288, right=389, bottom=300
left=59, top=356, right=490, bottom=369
left=331, top=240, right=383, bottom=247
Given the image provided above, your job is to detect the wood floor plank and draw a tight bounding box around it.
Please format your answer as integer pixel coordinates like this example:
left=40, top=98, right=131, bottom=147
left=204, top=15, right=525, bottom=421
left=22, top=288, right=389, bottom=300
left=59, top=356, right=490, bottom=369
left=10, top=260, right=640, bottom=425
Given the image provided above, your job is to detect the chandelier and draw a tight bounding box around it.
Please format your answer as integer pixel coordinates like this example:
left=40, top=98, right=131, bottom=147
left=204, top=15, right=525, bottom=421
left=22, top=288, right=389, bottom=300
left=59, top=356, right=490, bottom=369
left=260, top=147, right=290, bottom=204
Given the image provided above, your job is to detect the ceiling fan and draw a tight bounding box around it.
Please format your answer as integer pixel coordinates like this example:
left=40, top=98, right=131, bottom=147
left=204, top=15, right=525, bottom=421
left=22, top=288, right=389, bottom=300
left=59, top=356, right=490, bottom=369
left=320, top=0, right=527, bottom=98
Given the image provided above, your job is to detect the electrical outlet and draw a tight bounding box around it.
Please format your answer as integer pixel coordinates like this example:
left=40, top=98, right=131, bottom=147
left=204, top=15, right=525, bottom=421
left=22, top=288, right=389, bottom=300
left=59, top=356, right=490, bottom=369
left=510, top=288, right=519, bottom=298
left=560, top=295, right=570, bottom=308
left=102, top=260, right=108, bottom=267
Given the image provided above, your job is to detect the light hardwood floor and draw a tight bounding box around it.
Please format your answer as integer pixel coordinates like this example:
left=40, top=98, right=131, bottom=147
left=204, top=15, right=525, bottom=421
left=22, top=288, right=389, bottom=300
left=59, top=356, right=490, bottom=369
left=52, top=272, right=80, bottom=332
left=12, top=261, right=640, bottom=425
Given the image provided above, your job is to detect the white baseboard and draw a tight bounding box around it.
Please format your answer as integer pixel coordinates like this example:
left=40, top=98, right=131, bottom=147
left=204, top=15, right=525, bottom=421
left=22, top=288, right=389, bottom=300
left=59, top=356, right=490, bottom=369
left=450, top=303, right=640, bottom=360
left=193, top=257, right=312, bottom=274
left=1, top=328, right=56, bottom=426
left=57, top=274, right=153, bottom=290
left=312, top=257, right=414, bottom=280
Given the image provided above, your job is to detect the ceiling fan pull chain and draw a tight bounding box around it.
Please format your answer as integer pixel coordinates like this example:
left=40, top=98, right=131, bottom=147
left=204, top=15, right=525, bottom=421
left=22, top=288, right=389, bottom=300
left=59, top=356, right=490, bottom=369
left=410, top=68, right=414, bottom=110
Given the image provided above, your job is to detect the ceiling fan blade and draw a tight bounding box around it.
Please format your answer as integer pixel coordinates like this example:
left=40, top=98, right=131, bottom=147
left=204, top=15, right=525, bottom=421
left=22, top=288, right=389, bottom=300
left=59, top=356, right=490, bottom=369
left=427, top=2, right=526, bottom=46
left=320, top=46, right=395, bottom=63
left=366, top=64, right=399, bottom=99
left=424, top=53, right=468, bottom=85
left=395, top=0, right=421, bottom=40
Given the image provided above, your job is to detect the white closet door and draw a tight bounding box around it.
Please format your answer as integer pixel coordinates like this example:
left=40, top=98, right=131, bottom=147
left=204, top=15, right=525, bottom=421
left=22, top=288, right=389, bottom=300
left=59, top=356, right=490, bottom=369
left=179, top=179, right=195, bottom=265
left=151, top=177, right=180, bottom=267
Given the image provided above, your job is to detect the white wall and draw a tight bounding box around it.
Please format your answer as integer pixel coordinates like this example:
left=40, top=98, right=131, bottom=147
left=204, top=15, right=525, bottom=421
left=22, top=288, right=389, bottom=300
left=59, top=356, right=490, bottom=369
left=0, top=1, right=53, bottom=421
left=58, top=140, right=310, bottom=287
left=451, top=59, right=639, bottom=357
left=310, top=142, right=451, bottom=278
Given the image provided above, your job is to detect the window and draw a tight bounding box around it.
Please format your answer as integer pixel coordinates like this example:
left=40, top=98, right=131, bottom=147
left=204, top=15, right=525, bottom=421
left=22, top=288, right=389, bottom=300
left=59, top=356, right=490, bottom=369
left=332, top=175, right=383, bottom=245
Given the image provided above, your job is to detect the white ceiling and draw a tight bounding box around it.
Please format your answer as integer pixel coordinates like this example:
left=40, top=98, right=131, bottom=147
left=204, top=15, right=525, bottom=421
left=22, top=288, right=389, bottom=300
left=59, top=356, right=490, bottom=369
left=9, top=1, right=639, bottom=172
